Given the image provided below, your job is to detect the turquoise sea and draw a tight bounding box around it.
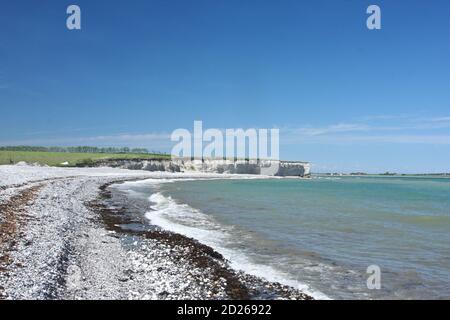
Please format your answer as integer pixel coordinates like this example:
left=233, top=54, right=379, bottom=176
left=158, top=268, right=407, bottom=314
left=121, top=176, right=450, bottom=299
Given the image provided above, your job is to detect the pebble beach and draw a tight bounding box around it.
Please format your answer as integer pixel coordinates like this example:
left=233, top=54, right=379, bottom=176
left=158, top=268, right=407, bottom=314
left=0, top=164, right=312, bottom=300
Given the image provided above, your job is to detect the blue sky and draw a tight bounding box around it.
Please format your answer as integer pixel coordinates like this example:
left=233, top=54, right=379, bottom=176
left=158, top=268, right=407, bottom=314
left=1, top=0, right=450, bottom=173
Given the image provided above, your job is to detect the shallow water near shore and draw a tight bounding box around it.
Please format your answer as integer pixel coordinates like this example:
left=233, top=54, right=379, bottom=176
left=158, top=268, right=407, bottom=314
left=114, top=176, right=450, bottom=300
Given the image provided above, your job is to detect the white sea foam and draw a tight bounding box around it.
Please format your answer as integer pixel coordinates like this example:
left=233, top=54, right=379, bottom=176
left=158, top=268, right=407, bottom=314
left=145, top=188, right=330, bottom=300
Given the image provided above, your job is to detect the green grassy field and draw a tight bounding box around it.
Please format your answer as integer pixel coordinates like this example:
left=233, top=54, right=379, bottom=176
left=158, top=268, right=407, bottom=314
left=0, top=151, right=170, bottom=167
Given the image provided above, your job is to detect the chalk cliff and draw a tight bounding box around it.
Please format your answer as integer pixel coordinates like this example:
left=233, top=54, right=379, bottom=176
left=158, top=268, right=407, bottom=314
left=91, top=159, right=310, bottom=177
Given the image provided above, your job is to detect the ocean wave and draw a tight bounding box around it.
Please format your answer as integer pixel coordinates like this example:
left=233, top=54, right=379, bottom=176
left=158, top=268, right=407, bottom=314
left=145, top=191, right=329, bottom=300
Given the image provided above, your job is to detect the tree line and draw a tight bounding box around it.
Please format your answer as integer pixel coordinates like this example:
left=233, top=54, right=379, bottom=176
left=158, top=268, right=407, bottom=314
left=0, top=146, right=165, bottom=155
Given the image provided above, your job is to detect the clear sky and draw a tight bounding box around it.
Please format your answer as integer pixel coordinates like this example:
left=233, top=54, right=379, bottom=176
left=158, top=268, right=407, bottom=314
left=1, top=0, right=450, bottom=173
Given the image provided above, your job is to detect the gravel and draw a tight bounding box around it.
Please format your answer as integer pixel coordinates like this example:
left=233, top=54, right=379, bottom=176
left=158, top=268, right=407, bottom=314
left=0, top=165, right=312, bottom=300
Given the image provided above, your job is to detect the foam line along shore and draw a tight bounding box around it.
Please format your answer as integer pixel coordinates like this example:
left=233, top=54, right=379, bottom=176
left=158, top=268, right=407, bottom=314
left=0, top=164, right=314, bottom=300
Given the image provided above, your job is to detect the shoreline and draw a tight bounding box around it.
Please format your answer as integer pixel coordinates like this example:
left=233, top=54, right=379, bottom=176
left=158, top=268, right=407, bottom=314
left=121, top=177, right=327, bottom=299
left=90, top=179, right=314, bottom=300
left=0, top=165, right=314, bottom=300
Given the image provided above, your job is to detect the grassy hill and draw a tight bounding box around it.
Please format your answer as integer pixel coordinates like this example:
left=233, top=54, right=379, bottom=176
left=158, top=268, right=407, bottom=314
left=0, top=150, right=170, bottom=167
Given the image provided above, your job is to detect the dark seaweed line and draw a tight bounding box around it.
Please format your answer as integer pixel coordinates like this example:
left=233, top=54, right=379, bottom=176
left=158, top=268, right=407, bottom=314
left=88, top=179, right=314, bottom=300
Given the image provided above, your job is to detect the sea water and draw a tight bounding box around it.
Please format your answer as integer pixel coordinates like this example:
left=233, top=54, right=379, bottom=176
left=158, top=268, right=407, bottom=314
left=118, top=176, right=450, bottom=299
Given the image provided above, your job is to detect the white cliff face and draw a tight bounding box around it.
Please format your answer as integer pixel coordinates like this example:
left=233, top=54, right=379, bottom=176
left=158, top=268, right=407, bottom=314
left=172, top=159, right=310, bottom=177
left=94, top=159, right=310, bottom=177
left=276, top=161, right=311, bottom=177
